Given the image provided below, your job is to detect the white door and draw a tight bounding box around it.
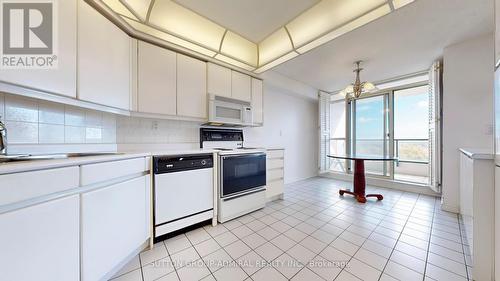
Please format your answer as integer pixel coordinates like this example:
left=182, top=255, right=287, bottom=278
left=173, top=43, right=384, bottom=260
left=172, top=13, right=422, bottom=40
left=0, top=196, right=80, bottom=281
left=0, top=0, right=77, bottom=98
left=207, top=63, right=231, bottom=98
left=81, top=176, right=148, bottom=281
left=231, top=71, right=252, bottom=102
left=177, top=54, right=207, bottom=118
left=137, top=41, right=177, bottom=115
left=251, top=78, right=264, bottom=124
left=78, top=1, right=131, bottom=110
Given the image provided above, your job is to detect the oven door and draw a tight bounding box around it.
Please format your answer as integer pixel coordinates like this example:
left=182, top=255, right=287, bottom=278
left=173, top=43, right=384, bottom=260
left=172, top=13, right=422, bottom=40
left=220, top=153, right=266, bottom=198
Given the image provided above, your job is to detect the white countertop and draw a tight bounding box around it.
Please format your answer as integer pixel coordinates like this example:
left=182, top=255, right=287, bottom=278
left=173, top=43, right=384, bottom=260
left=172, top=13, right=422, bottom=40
left=121, top=149, right=218, bottom=157
left=459, top=148, right=494, bottom=160
left=0, top=146, right=282, bottom=175
left=0, top=153, right=151, bottom=175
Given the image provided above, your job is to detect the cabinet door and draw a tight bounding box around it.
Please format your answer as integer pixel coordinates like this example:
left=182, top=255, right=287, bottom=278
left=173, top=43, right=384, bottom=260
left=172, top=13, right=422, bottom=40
left=231, top=71, right=252, bottom=102
left=0, top=196, right=80, bottom=281
left=177, top=54, right=207, bottom=118
left=251, top=78, right=264, bottom=124
left=81, top=176, right=148, bottom=281
left=207, top=63, right=231, bottom=97
left=0, top=0, right=77, bottom=97
left=137, top=41, right=176, bottom=115
left=78, top=1, right=131, bottom=110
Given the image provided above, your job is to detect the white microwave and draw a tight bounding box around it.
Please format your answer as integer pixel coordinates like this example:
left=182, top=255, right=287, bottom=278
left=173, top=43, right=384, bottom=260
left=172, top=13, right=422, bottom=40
left=207, top=95, right=253, bottom=126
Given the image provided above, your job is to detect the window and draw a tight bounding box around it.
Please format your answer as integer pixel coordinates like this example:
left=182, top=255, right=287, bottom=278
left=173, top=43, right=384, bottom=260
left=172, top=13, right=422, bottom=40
left=393, top=86, right=430, bottom=184
left=322, top=82, right=433, bottom=185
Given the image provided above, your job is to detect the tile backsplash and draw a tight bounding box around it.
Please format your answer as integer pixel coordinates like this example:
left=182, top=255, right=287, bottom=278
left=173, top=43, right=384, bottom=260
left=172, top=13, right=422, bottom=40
left=0, top=93, right=116, bottom=145
left=116, top=116, right=201, bottom=145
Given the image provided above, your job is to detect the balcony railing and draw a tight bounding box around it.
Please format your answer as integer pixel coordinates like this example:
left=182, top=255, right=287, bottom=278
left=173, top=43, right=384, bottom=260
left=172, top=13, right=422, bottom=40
left=328, top=138, right=429, bottom=184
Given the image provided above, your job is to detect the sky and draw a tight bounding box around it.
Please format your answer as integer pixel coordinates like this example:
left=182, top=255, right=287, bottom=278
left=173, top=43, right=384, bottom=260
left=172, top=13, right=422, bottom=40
left=330, top=85, right=429, bottom=140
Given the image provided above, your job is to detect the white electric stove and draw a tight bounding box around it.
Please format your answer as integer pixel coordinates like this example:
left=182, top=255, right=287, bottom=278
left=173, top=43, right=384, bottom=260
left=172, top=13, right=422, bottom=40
left=200, top=128, right=267, bottom=222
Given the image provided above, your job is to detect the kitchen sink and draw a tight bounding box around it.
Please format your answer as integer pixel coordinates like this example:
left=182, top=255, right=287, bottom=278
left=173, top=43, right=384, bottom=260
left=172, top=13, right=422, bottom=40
left=0, top=152, right=124, bottom=163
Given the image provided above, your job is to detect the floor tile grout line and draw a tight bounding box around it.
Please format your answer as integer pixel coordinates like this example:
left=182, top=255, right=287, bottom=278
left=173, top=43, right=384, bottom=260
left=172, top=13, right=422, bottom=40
left=457, top=213, right=471, bottom=281
left=247, top=188, right=379, bottom=280
left=245, top=193, right=353, bottom=280
left=284, top=198, right=360, bottom=281
left=280, top=189, right=405, bottom=281
left=376, top=193, right=421, bottom=281
left=422, top=196, right=437, bottom=280
left=163, top=237, right=188, bottom=281
left=131, top=180, right=446, bottom=281
left=197, top=227, right=252, bottom=280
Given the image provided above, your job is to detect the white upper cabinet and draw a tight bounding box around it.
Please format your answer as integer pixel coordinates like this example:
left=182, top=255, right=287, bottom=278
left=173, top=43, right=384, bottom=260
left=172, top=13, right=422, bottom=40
left=207, top=63, right=232, bottom=98
left=251, top=78, right=264, bottom=125
left=177, top=54, right=207, bottom=118
left=78, top=1, right=131, bottom=110
left=137, top=41, right=176, bottom=115
left=0, top=0, right=77, bottom=98
left=231, top=71, right=252, bottom=102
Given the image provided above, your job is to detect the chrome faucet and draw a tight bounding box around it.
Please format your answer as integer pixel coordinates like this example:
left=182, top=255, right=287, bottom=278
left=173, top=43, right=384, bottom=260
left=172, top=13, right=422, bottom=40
left=0, top=119, right=6, bottom=155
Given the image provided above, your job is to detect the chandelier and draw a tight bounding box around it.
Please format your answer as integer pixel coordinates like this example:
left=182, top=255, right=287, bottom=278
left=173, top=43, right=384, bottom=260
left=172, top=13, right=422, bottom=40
left=340, top=61, right=378, bottom=100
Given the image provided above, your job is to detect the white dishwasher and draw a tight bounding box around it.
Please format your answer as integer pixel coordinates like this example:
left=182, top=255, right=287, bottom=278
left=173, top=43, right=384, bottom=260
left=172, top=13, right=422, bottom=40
left=153, top=154, right=214, bottom=241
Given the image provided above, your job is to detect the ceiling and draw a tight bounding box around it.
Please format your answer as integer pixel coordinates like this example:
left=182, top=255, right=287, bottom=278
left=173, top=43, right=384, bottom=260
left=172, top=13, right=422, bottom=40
left=272, top=0, right=494, bottom=92
left=173, top=0, right=321, bottom=42
left=97, top=0, right=412, bottom=73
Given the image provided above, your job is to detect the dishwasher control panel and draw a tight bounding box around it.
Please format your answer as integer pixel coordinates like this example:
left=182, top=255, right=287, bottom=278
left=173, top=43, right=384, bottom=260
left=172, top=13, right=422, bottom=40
left=153, top=154, right=213, bottom=174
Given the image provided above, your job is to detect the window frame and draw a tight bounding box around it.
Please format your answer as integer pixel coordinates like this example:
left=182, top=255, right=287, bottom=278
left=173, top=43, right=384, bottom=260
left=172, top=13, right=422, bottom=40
left=328, top=80, right=430, bottom=184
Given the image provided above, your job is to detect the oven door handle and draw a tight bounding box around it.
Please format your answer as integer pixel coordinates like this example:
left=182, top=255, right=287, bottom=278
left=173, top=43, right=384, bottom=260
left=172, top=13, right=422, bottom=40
left=221, top=153, right=266, bottom=160
left=222, top=187, right=266, bottom=201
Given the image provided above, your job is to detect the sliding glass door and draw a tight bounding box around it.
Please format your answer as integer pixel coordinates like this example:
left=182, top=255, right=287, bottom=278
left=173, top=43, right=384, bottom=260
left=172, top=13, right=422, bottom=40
left=393, top=86, right=430, bottom=184
left=351, top=94, right=390, bottom=177
left=327, top=83, right=431, bottom=184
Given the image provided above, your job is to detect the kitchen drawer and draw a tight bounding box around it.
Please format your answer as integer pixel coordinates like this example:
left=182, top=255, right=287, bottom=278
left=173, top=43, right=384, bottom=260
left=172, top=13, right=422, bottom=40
left=80, top=157, right=147, bottom=186
left=0, top=167, right=79, bottom=206
left=267, top=168, right=284, bottom=182
left=266, top=179, right=284, bottom=199
left=267, top=159, right=284, bottom=170
left=267, top=149, right=284, bottom=159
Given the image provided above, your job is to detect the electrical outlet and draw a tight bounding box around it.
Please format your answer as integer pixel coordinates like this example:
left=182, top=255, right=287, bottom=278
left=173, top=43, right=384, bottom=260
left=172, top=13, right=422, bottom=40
left=152, top=121, right=158, bottom=130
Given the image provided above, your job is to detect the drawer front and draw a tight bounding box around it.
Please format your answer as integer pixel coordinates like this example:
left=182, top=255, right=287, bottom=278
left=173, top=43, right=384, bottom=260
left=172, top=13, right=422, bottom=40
left=266, top=179, right=284, bottom=198
left=267, top=159, right=284, bottom=170
left=267, top=168, right=284, bottom=182
left=80, top=157, right=147, bottom=186
left=267, top=149, right=284, bottom=159
left=0, top=167, right=79, bottom=206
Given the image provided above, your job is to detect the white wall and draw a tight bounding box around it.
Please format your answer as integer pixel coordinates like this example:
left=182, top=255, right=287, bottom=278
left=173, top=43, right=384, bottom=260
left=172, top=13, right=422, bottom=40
left=442, top=33, right=495, bottom=212
left=244, top=85, right=319, bottom=184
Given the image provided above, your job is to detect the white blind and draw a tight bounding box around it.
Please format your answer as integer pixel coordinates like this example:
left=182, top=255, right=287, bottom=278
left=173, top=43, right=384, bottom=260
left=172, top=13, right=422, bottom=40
left=428, top=60, right=443, bottom=193
left=319, top=91, right=331, bottom=172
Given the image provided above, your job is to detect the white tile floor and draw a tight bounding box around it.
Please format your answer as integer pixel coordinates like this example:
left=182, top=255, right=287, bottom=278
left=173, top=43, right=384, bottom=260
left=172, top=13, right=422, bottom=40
left=110, top=177, right=472, bottom=281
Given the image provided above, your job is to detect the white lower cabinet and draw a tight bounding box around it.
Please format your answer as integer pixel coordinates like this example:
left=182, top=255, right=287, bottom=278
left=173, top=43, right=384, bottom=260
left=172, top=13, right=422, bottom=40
left=0, top=195, right=80, bottom=281
left=81, top=175, right=149, bottom=281
left=266, top=149, right=285, bottom=200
